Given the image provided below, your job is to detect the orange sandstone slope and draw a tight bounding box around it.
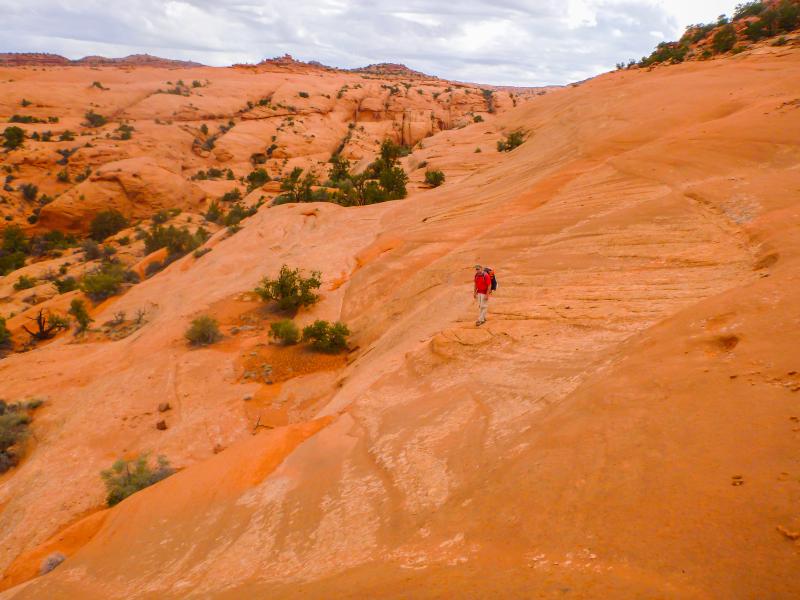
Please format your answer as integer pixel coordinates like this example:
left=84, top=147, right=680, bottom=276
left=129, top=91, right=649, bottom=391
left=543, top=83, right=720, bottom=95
left=1, top=45, right=800, bottom=598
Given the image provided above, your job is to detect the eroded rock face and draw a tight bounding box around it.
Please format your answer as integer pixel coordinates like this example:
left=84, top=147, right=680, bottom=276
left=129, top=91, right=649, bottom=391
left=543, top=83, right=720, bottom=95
left=37, top=157, right=207, bottom=232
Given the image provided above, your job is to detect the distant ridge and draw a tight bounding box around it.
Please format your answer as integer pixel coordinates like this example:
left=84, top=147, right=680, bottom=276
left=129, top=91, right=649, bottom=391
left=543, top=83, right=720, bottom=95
left=0, top=52, right=203, bottom=68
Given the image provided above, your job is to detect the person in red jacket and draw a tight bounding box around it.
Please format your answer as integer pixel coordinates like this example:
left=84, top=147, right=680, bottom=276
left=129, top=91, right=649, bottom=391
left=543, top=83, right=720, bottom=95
left=473, top=264, right=492, bottom=326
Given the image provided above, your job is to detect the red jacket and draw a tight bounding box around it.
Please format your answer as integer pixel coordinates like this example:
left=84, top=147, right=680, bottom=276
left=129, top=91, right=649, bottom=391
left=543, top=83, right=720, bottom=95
left=474, top=271, right=491, bottom=294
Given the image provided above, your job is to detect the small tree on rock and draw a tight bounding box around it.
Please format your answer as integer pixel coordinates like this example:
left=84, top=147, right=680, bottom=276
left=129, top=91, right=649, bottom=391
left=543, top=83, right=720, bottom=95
left=255, top=265, right=321, bottom=312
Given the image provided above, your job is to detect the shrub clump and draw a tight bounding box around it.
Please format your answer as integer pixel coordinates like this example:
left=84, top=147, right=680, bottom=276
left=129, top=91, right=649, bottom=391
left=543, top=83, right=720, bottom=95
left=89, top=209, right=128, bottom=241
left=269, top=319, right=300, bottom=345
left=185, top=315, right=222, bottom=346
left=80, top=260, right=129, bottom=301
left=0, top=316, right=11, bottom=349
left=497, top=130, right=526, bottom=152
left=68, top=298, right=93, bottom=332
left=302, top=320, right=350, bottom=353
left=424, top=169, right=445, bottom=187
left=83, top=110, right=108, bottom=128
left=13, top=275, right=37, bottom=291
left=0, top=401, right=37, bottom=473
left=2, top=126, right=25, bottom=150
left=101, top=454, right=175, bottom=507
left=255, top=265, right=322, bottom=312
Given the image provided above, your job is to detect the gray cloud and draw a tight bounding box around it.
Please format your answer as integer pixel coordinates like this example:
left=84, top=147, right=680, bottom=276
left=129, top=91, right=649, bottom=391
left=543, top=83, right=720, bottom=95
left=0, top=0, right=733, bottom=85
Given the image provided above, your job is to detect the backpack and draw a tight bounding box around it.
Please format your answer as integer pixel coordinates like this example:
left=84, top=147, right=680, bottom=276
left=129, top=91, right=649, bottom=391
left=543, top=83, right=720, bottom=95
left=486, top=268, right=497, bottom=291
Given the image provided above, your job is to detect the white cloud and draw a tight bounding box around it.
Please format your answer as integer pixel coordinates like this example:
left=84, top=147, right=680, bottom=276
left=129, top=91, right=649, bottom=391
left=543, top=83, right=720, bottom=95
left=0, top=0, right=745, bottom=86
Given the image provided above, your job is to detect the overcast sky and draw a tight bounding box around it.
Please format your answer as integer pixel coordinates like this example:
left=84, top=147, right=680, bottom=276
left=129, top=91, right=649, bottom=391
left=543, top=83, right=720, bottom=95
left=0, top=0, right=736, bottom=86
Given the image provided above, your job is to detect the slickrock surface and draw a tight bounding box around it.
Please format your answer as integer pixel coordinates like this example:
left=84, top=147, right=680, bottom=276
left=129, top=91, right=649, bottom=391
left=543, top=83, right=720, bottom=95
left=1, top=44, right=799, bottom=598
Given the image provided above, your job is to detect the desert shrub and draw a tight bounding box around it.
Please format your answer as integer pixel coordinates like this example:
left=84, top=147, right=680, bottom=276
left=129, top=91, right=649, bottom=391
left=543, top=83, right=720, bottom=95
left=0, top=251, right=25, bottom=276
left=81, top=239, right=101, bottom=260
left=144, top=260, right=164, bottom=277
left=142, top=224, right=206, bottom=261
left=52, top=276, right=78, bottom=294
left=204, top=200, right=223, bottom=223
left=220, top=188, right=242, bottom=202
left=298, top=91, right=309, bottom=98
left=424, top=169, right=445, bottom=187
left=75, top=167, right=91, bottom=183
left=13, top=275, right=37, bottom=291
left=83, top=110, right=107, bottom=128
left=0, top=403, right=31, bottom=472
left=328, top=155, right=351, bottom=184
left=185, top=315, right=221, bottom=346
left=19, top=183, right=37, bottom=202
left=80, top=261, right=127, bottom=301
left=279, top=167, right=322, bottom=203
left=302, top=320, right=350, bottom=353
left=255, top=265, right=322, bottom=312
left=378, top=166, right=408, bottom=199
left=497, top=130, right=526, bottom=152
left=89, top=209, right=128, bottom=241
left=151, top=210, right=169, bottom=225
left=39, top=552, right=65, bottom=575
left=640, top=42, right=689, bottom=66
left=734, top=1, right=765, bottom=20
left=0, top=317, right=10, bottom=348
left=101, top=454, right=175, bottom=507
left=117, top=123, right=134, bottom=140
left=270, top=319, right=300, bottom=345
left=246, top=168, right=269, bottom=191
left=713, top=24, right=738, bottom=53
left=56, top=168, right=70, bottom=183
left=2, top=126, right=24, bottom=150
left=9, top=115, right=45, bottom=124
left=58, top=130, right=75, bottom=141
left=68, top=298, right=93, bottom=332
left=473, top=114, right=484, bottom=123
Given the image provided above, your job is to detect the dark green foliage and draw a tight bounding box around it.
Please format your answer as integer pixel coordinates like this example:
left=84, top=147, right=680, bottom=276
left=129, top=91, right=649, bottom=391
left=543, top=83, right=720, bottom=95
left=83, top=110, right=107, bottom=128
left=270, top=319, right=300, bottom=345
left=328, top=155, right=351, bottom=183
left=0, top=402, right=33, bottom=473
left=0, top=317, right=10, bottom=348
left=117, top=123, right=134, bottom=140
left=298, top=91, right=309, bottom=98
left=101, top=454, right=175, bottom=506
left=255, top=265, right=322, bottom=312
left=3, top=126, right=25, bottom=150
left=246, top=168, right=269, bottom=191
left=81, top=239, right=101, bottom=260
left=142, top=224, right=206, bottom=261
left=378, top=166, right=408, bottom=199
left=19, top=183, right=37, bottom=202
left=0, top=225, right=28, bottom=275
left=481, top=88, right=496, bottom=113
left=497, top=130, right=526, bottom=152
left=713, top=24, right=738, bottom=53
left=0, top=251, right=25, bottom=276
left=59, top=130, right=75, bottom=141
left=205, top=200, right=223, bottom=224
left=9, top=115, right=45, bottom=124
left=185, top=315, right=221, bottom=346
left=68, top=298, right=93, bottom=332
left=52, top=276, right=78, bottom=294
left=473, top=115, right=484, bottom=123
left=424, top=169, right=445, bottom=187
left=89, top=209, right=128, bottom=241
left=13, top=275, right=37, bottom=291
left=151, top=210, right=169, bottom=225
left=56, top=168, right=70, bottom=183
left=220, top=188, right=242, bottom=202
left=80, top=260, right=128, bottom=301
left=734, top=1, right=765, bottom=20
left=302, top=320, right=350, bottom=353
left=280, top=167, right=320, bottom=203
left=640, top=42, right=690, bottom=66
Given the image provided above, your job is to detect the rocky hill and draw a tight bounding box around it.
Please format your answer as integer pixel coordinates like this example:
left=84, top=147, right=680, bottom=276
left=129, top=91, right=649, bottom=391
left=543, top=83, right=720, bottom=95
left=0, top=39, right=799, bottom=599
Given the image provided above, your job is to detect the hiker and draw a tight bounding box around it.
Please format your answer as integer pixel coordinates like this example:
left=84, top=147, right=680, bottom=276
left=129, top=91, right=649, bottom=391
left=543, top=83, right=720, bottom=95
left=473, top=264, right=492, bottom=326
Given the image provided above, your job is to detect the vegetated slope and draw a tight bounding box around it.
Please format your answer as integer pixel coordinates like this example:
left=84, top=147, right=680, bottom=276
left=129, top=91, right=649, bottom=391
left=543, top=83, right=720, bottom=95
left=0, top=44, right=799, bottom=598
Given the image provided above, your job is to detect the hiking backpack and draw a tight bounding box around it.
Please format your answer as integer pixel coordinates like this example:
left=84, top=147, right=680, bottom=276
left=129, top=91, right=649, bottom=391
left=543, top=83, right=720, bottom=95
left=487, top=268, right=497, bottom=291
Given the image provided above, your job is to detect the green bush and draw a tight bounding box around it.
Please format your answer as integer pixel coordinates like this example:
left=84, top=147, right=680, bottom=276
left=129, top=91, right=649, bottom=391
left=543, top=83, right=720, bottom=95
left=52, top=276, right=78, bottom=294
left=84, top=110, right=108, bottom=128
left=280, top=167, right=320, bottom=203
left=0, top=316, right=10, bottom=348
left=255, top=265, right=322, bottom=312
left=302, top=320, right=350, bottom=353
left=101, top=454, right=175, bottom=506
left=19, top=183, right=38, bottom=202
left=205, top=200, right=223, bottom=223
left=0, top=402, right=32, bottom=473
left=498, top=130, right=526, bottom=152
left=89, top=209, right=128, bottom=241
left=298, top=91, right=310, bottom=98
left=424, top=169, right=445, bottom=187
left=2, top=126, right=25, bottom=150
left=246, top=168, right=269, bottom=191
left=80, top=261, right=127, bottom=301
left=0, top=251, right=25, bottom=276
left=185, top=315, right=221, bottom=346
left=713, top=24, right=738, bottom=53
left=473, top=115, right=484, bottom=123
left=142, top=224, right=205, bottom=260
left=68, top=298, right=93, bottom=332
left=13, top=275, right=37, bottom=291
left=270, top=319, right=300, bottom=345
left=734, top=1, right=766, bottom=20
